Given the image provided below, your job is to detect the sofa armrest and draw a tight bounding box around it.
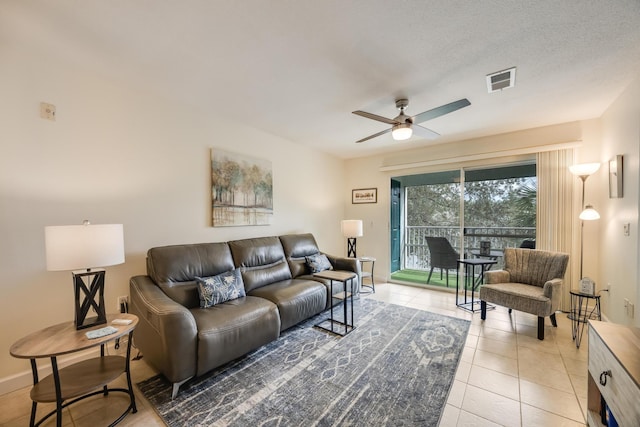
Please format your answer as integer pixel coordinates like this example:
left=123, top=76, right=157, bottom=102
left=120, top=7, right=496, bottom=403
left=129, top=275, right=198, bottom=384
left=325, top=254, right=361, bottom=276
left=543, top=278, right=563, bottom=310
left=484, top=269, right=510, bottom=284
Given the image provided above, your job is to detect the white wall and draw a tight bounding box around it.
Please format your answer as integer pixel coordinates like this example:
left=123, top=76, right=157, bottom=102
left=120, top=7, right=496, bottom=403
left=599, top=77, right=640, bottom=326
left=0, top=35, right=345, bottom=384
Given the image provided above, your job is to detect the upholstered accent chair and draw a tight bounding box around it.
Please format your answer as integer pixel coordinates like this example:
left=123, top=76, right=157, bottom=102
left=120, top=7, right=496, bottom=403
left=425, top=237, right=460, bottom=287
left=479, top=248, right=569, bottom=340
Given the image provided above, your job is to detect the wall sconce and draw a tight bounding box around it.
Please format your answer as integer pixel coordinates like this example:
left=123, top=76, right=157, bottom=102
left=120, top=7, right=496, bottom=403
left=45, top=221, right=125, bottom=330
left=609, top=155, right=623, bottom=198
left=341, top=219, right=363, bottom=258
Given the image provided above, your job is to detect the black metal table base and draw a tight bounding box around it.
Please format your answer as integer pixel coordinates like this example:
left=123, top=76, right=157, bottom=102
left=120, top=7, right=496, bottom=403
left=316, top=318, right=355, bottom=336
left=360, top=285, right=375, bottom=295
left=456, top=258, right=496, bottom=313
left=569, top=290, right=601, bottom=348
left=315, top=273, right=356, bottom=336
left=457, top=300, right=495, bottom=313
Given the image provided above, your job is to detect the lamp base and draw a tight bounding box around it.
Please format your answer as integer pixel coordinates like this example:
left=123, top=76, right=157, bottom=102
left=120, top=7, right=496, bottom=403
left=347, top=238, right=357, bottom=258
left=73, top=269, right=107, bottom=330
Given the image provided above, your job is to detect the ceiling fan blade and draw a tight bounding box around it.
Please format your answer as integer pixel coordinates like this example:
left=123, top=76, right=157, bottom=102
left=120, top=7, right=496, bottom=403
left=352, top=110, right=399, bottom=125
left=411, top=98, right=471, bottom=124
left=412, top=124, right=440, bottom=140
left=356, top=128, right=392, bottom=143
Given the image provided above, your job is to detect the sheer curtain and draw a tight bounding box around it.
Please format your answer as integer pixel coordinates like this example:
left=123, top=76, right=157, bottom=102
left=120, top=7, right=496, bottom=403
left=536, top=149, right=575, bottom=311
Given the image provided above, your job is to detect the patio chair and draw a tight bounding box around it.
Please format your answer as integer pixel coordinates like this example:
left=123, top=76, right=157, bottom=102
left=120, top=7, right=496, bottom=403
left=425, top=237, right=460, bottom=287
left=479, top=248, right=569, bottom=340
left=519, top=239, right=536, bottom=249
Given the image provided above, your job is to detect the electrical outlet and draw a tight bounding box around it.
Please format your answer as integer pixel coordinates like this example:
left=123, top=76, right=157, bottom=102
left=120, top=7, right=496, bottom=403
left=117, top=295, right=129, bottom=312
left=623, top=223, right=630, bottom=236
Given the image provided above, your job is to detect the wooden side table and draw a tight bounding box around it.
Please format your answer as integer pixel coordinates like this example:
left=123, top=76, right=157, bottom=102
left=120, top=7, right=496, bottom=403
left=358, top=256, right=376, bottom=294
left=10, top=313, right=138, bottom=427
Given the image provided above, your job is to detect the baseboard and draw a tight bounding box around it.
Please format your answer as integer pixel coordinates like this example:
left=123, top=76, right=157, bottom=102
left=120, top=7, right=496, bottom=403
left=0, top=348, right=96, bottom=396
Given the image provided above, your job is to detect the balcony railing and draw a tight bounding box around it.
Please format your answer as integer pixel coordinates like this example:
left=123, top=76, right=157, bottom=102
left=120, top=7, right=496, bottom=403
left=403, top=226, right=536, bottom=271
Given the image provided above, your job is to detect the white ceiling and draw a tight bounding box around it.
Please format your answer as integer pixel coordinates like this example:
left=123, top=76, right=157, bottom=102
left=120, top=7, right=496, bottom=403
left=4, top=1, right=640, bottom=159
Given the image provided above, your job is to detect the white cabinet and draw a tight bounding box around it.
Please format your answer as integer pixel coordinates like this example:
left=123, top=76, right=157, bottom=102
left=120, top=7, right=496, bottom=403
left=587, top=321, right=640, bottom=426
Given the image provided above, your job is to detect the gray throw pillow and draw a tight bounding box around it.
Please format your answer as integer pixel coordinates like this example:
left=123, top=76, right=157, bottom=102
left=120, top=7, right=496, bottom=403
left=195, top=269, right=246, bottom=308
left=305, top=253, right=332, bottom=273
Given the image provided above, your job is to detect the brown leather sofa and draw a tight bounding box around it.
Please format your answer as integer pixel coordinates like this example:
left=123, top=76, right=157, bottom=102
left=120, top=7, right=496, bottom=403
left=129, top=233, right=359, bottom=398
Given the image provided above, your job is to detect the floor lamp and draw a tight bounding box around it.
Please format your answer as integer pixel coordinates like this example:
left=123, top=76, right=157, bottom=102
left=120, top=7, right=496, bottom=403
left=45, top=221, right=125, bottom=330
left=341, top=219, right=363, bottom=258
left=569, top=163, right=600, bottom=281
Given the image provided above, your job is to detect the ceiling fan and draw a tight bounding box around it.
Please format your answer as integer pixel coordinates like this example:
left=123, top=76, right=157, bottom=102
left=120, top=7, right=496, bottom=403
left=352, top=98, right=471, bottom=143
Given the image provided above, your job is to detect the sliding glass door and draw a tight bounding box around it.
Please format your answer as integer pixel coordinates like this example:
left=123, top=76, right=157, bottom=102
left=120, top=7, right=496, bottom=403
left=463, top=165, right=537, bottom=265
left=390, top=162, right=536, bottom=285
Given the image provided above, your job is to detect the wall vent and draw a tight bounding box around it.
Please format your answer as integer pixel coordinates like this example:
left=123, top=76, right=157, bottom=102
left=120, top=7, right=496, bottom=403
left=486, top=67, right=516, bottom=93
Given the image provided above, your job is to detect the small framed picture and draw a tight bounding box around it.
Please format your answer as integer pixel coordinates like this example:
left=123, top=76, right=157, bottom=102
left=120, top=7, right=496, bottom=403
left=609, top=155, right=623, bottom=198
left=352, top=188, right=377, bottom=204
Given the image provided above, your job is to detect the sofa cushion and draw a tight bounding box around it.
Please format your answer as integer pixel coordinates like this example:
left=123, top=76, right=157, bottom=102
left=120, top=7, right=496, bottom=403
left=480, top=282, right=552, bottom=317
left=249, top=279, right=326, bottom=331
left=190, top=296, right=280, bottom=376
left=195, top=269, right=246, bottom=308
left=147, top=242, right=235, bottom=308
left=280, top=233, right=322, bottom=277
left=305, top=253, right=332, bottom=273
left=229, top=236, right=292, bottom=292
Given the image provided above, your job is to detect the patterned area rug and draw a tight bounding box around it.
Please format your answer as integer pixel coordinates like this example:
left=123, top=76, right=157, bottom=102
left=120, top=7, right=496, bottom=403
left=137, top=298, right=470, bottom=426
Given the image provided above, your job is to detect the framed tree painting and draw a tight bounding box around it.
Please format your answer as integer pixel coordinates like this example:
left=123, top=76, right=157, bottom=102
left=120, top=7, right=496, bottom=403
left=211, top=148, right=273, bottom=226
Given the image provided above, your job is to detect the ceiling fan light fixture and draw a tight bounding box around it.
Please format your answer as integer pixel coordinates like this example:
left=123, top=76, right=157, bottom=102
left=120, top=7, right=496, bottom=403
left=392, top=123, right=412, bottom=140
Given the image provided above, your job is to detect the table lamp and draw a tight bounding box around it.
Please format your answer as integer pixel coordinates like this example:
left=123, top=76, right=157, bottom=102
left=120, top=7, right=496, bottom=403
left=45, top=221, right=125, bottom=330
left=341, top=219, right=363, bottom=258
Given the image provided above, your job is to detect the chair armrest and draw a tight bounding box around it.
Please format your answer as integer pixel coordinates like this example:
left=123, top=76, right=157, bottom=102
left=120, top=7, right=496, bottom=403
left=484, top=269, right=510, bottom=284
left=129, top=275, right=198, bottom=384
left=543, top=278, right=563, bottom=310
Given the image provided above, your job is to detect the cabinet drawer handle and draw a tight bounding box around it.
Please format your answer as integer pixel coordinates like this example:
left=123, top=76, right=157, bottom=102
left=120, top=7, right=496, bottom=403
left=600, top=370, right=612, bottom=386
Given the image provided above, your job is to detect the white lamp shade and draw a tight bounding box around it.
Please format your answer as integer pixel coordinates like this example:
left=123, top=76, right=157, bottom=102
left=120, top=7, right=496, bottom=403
left=391, top=124, right=412, bottom=141
left=45, top=223, right=125, bottom=271
left=579, top=205, right=600, bottom=221
left=569, top=162, right=601, bottom=177
left=341, top=220, right=363, bottom=238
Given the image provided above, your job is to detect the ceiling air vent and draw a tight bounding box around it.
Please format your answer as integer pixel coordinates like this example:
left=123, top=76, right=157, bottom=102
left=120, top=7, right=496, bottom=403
left=486, top=67, right=516, bottom=93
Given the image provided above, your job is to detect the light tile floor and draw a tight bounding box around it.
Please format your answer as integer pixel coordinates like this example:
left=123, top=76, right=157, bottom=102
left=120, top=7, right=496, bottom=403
left=368, top=283, right=588, bottom=427
left=1, top=283, right=588, bottom=426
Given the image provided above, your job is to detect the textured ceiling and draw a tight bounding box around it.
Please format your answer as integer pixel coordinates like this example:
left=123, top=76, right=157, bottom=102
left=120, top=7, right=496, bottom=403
left=3, top=0, right=640, bottom=158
